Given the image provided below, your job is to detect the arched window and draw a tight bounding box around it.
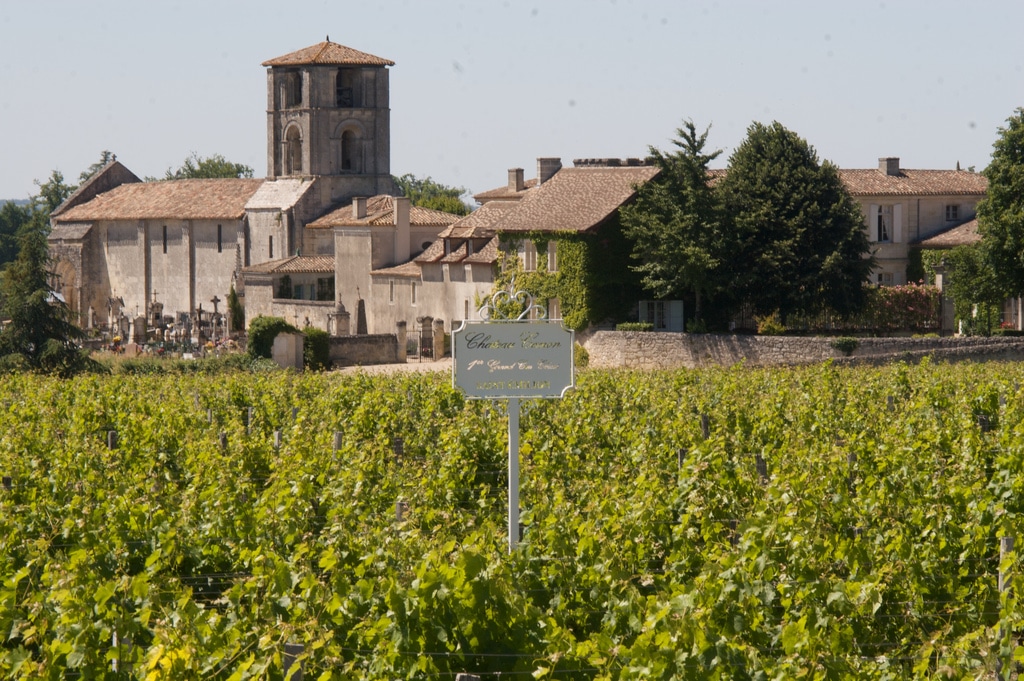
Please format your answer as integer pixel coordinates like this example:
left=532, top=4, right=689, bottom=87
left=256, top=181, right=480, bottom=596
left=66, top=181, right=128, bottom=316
left=286, top=126, right=302, bottom=174
left=341, top=130, right=356, bottom=171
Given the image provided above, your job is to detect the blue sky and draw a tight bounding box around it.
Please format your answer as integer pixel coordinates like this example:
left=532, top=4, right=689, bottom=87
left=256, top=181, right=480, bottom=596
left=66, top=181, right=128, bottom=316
left=2, top=0, right=1022, bottom=201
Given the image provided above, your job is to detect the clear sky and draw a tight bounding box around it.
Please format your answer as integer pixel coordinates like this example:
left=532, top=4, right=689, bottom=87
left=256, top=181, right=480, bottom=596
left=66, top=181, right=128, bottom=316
left=2, top=0, right=1022, bottom=202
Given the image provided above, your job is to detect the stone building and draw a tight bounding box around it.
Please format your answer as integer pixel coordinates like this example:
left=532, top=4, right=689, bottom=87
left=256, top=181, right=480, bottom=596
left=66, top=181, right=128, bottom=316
left=839, top=157, right=988, bottom=285
left=47, top=39, right=408, bottom=340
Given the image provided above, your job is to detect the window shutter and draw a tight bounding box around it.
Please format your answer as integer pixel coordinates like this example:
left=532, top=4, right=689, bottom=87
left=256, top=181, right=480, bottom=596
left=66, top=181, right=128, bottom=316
left=638, top=301, right=649, bottom=324
left=893, top=203, right=903, bottom=243
left=668, top=300, right=684, bottom=332
left=868, top=205, right=878, bottom=242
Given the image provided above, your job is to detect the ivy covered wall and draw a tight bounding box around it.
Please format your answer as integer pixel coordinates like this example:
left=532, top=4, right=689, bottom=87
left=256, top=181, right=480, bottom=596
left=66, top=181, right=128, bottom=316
left=494, top=216, right=643, bottom=331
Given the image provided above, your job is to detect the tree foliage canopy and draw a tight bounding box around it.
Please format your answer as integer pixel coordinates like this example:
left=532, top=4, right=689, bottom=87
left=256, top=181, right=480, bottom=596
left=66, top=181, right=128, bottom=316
left=165, top=152, right=255, bottom=180
left=0, top=223, right=90, bottom=375
left=716, top=121, right=873, bottom=322
left=620, top=121, right=722, bottom=323
left=978, top=107, right=1024, bottom=297
left=393, top=174, right=470, bottom=216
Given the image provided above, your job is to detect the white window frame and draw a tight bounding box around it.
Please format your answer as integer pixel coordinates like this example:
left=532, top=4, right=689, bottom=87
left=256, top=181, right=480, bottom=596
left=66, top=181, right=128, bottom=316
left=946, top=204, right=959, bottom=222
left=868, top=203, right=902, bottom=243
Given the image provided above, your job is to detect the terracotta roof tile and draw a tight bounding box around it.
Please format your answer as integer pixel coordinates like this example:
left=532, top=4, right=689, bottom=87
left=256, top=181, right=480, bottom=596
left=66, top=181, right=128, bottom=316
left=54, top=179, right=264, bottom=222
left=440, top=242, right=469, bottom=263
left=839, top=169, right=987, bottom=196
left=243, top=255, right=335, bottom=274
left=473, top=177, right=539, bottom=202
left=262, top=40, right=394, bottom=67
left=463, top=236, right=500, bottom=264
left=413, top=239, right=446, bottom=263
left=495, top=166, right=660, bottom=234
left=370, top=261, right=421, bottom=278
left=47, top=223, right=93, bottom=241
left=307, top=194, right=460, bottom=228
left=916, top=219, right=981, bottom=248
left=440, top=201, right=514, bottom=239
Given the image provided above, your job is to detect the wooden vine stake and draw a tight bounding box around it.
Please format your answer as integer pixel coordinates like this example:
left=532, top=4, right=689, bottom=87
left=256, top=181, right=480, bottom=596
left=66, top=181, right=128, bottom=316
left=452, top=279, right=575, bottom=552
left=997, top=535, right=1014, bottom=680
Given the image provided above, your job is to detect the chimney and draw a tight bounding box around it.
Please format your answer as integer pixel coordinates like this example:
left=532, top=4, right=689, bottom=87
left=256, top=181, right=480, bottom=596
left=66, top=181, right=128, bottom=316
left=352, top=196, right=367, bottom=219
left=879, top=157, right=901, bottom=176
left=394, top=196, right=411, bottom=263
left=508, top=168, right=525, bottom=192
left=537, top=157, right=562, bottom=185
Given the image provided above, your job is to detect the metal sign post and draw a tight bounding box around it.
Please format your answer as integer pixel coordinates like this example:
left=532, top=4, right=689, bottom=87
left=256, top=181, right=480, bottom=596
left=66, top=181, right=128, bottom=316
left=452, top=281, right=574, bottom=552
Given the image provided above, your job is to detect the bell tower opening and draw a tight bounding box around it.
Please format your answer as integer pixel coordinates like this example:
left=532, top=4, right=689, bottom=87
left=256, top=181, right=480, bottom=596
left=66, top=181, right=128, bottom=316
left=263, top=39, right=393, bottom=194
left=285, top=126, right=303, bottom=174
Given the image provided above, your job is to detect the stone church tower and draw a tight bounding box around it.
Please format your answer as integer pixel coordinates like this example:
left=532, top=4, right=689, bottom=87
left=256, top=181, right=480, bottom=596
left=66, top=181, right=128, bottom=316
left=262, top=39, right=395, bottom=205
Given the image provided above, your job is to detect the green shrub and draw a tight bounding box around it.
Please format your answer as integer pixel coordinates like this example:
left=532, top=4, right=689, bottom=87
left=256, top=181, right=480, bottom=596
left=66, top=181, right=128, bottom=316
left=247, top=316, right=300, bottom=359
left=616, top=322, right=654, bottom=331
left=303, top=327, right=331, bottom=371
left=574, top=343, right=589, bottom=369
left=755, top=312, right=785, bottom=335
left=830, top=336, right=859, bottom=356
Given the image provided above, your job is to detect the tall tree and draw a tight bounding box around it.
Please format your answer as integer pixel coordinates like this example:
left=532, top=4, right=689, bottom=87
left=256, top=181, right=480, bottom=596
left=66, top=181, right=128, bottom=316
left=32, top=170, right=76, bottom=217
left=620, top=120, right=722, bottom=324
left=941, top=244, right=1005, bottom=335
left=393, top=173, right=470, bottom=215
left=717, top=121, right=873, bottom=322
left=79, top=150, right=116, bottom=184
left=0, top=221, right=90, bottom=375
left=0, top=201, right=33, bottom=270
left=165, top=152, right=254, bottom=180
left=978, top=108, right=1024, bottom=297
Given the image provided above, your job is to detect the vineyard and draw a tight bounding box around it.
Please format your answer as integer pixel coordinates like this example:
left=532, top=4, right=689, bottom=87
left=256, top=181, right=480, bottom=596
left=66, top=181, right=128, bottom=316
left=3, top=361, right=1024, bottom=679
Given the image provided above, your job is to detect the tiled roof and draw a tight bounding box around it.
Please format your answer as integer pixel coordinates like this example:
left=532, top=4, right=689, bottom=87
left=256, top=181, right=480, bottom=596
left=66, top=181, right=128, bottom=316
left=262, top=40, right=394, bottom=67
left=839, top=169, right=987, bottom=196
left=464, top=236, right=501, bottom=264
left=370, top=261, right=421, bottom=278
left=246, top=178, right=315, bottom=210
left=414, top=239, right=446, bottom=263
left=440, top=242, right=469, bottom=263
left=243, top=255, right=335, bottom=274
left=307, top=194, right=460, bottom=228
left=54, top=179, right=264, bottom=222
left=47, top=223, right=93, bottom=241
left=440, top=201, right=515, bottom=239
left=916, top=219, right=980, bottom=248
left=494, top=166, right=660, bottom=234
left=473, top=178, right=539, bottom=202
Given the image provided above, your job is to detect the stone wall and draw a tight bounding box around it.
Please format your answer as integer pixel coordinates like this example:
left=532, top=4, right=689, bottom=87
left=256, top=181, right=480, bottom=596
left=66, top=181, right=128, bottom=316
left=329, top=333, right=400, bottom=366
left=583, top=331, right=1024, bottom=370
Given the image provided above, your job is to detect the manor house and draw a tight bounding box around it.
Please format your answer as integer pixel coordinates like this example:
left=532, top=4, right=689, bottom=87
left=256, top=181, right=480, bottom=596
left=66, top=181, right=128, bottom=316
left=47, top=38, right=993, bottom=344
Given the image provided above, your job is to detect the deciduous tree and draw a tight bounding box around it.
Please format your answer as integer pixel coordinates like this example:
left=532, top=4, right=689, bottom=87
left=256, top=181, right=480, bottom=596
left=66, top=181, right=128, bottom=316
left=717, top=121, right=873, bottom=322
left=393, top=174, right=470, bottom=215
left=978, top=108, right=1024, bottom=297
left=165, top=152, right=254, bottom=180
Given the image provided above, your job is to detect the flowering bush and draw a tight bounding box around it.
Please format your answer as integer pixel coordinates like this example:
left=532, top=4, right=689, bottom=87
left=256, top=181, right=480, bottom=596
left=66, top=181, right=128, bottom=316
left=860, top=283, right=941, bottom=333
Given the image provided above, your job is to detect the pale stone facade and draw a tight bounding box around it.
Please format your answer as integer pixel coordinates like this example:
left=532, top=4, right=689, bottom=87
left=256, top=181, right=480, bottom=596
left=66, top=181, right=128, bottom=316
left=841, top=157, right=987, bottom=285
left=48, top=40, right=401, bottom=341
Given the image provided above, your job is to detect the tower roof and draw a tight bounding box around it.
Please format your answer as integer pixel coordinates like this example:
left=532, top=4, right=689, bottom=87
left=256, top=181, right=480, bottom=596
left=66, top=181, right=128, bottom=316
left=262, top=39, right=394, bottom=67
